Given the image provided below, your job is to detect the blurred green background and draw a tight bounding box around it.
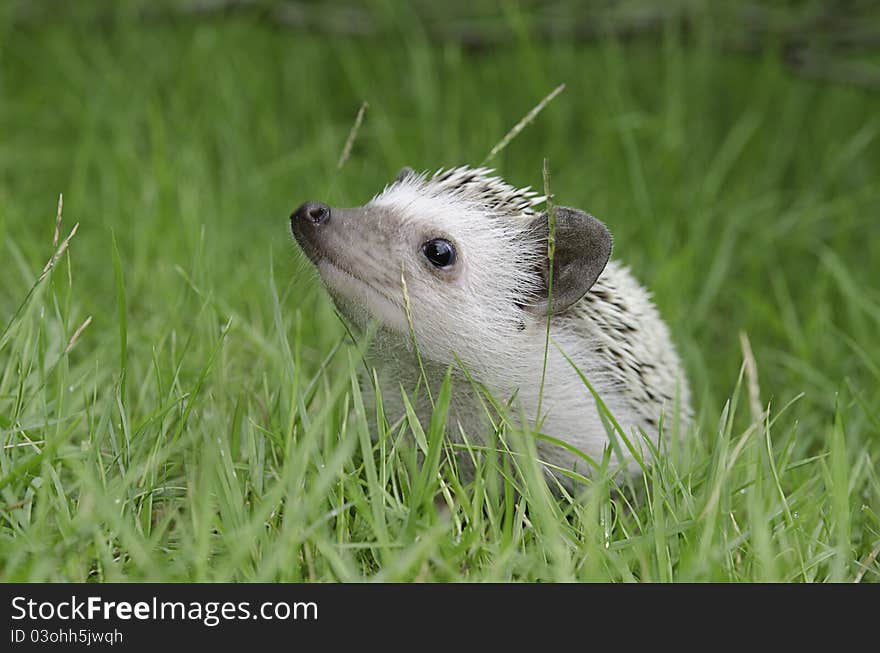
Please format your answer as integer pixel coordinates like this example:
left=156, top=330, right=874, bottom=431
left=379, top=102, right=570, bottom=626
left=1, top=0, right=878, bottom=581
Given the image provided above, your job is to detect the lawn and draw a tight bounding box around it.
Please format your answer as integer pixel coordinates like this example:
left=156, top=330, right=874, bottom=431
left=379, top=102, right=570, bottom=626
left=1, top=2, right=878, bottom=581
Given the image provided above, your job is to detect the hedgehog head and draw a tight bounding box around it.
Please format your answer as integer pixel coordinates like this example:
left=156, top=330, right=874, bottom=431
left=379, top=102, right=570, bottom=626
left=290, top=165, right=613, bottom=375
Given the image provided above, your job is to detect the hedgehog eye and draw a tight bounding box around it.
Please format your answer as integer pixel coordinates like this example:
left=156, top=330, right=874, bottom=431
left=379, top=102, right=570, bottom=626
left=421, top=239, right=456, bottom=268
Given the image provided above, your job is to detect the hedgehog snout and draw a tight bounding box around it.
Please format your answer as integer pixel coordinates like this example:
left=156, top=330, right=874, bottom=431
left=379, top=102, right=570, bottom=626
left=290, top=201, right=333, bottom=264
left=291, top=201, right=331, bottom=229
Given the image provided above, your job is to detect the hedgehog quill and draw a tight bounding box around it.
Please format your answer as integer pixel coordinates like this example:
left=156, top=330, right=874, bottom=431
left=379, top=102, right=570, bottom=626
left=290, top=166, right=692, bottom=487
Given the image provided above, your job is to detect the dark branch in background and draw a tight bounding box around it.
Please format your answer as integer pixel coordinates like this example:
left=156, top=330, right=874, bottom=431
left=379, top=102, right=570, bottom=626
left=12, top=0, right=880, bottom=91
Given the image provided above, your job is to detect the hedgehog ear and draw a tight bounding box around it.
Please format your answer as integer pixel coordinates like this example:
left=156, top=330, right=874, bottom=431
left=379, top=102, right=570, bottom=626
left=394, top=166, right=415, bottom=184
left=526, top=207, right=613, bottom=316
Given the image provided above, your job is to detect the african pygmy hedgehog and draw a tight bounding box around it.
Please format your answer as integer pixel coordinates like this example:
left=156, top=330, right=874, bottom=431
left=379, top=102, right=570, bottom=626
left=290, top=166, right=692, bottom=486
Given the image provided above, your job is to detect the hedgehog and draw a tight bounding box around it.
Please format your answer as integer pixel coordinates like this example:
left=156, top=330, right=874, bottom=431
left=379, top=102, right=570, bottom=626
left=289, top=166, right=692, bottom=487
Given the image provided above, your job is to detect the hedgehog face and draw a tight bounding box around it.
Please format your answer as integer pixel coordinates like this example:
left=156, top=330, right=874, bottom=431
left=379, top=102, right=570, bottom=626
left=291, top=167, right=542, bottom=368
left=291, top=166, right=612, bottom=374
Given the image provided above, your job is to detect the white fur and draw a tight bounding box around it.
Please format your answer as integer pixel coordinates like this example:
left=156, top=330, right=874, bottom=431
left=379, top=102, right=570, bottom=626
left=311, top=166, right=692, bottom=484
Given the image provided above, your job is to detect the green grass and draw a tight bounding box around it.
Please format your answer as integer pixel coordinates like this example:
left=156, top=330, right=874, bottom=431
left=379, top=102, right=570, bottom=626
left=1, top=4, right=879, bottom=582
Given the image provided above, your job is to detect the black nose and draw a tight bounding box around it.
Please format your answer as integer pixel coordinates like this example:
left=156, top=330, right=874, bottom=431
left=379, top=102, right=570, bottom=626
left=291, top=201, right=330, bottom=227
